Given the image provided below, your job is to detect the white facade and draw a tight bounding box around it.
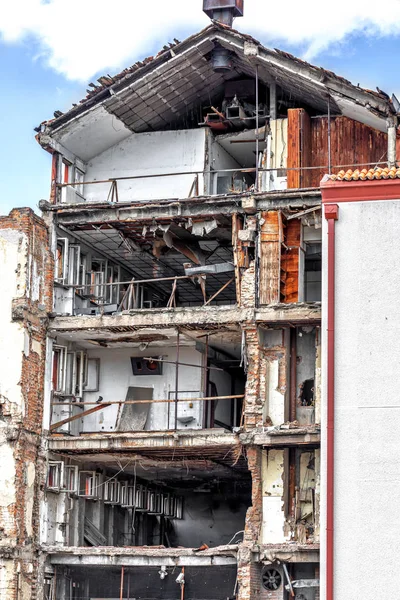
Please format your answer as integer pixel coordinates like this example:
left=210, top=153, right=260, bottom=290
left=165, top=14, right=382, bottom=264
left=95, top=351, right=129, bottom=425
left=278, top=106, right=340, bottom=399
left=321, top=195, right=400, bottom=600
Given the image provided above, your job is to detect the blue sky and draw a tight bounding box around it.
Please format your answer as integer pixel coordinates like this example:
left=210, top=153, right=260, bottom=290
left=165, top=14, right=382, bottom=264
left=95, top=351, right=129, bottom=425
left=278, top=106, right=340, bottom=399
left=1, top=0, right=399, bottom=215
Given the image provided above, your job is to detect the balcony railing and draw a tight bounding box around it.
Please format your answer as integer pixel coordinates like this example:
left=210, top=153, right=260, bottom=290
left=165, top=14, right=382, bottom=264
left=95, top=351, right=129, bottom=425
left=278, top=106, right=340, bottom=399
left=54, top=161, right=389, bottom=205
left=66, top=274, right=236, bottom=315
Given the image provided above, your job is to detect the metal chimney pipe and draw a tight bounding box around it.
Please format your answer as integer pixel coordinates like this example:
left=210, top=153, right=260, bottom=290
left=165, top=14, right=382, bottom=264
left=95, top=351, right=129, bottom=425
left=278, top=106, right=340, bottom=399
left=203, top=1, right=244, bottom=26
left=212, top=8, right=234, bottom=26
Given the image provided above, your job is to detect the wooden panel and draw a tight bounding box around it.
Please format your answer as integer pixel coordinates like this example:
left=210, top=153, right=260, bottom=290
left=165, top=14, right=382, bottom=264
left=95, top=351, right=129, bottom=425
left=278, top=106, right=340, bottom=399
left=287, top=109, right=312, bottom=189
left=232, top=213, right=245, bottom=302
left=281, top=219, right=301, bottom=303
left=301, top=110, right=312, bottom=188
left=309, top=116, right=388, bottom=187
left=287, top=109, right=301, bottom=189
left=259, top=211, right=282, bottom=305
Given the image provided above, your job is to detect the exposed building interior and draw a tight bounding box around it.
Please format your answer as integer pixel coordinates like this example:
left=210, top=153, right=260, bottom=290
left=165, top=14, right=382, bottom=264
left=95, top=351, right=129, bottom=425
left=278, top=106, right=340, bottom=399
left=1, top=2, right=398, bottom=600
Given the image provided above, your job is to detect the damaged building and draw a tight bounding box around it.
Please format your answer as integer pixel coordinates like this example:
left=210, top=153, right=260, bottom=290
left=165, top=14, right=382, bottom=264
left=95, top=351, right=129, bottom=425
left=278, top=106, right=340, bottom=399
left=0, top=1, right=398, bottom=599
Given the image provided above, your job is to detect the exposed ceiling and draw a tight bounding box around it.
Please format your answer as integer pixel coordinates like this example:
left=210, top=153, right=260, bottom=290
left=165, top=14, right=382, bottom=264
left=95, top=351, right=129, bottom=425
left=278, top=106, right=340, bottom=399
left=52, top=446, right=249, bottom=483
left=55, top=326, right=242, bottom=359
left=63, top=214, right=237, bottom=305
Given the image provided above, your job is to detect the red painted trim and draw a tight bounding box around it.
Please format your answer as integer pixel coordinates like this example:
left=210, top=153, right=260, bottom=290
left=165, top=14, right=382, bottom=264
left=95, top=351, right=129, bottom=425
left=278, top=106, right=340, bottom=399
left=321, top=179, right=400, bottom=203
left=324, top=203, right=338, bottom=600
left=63, top=163, right=69, bottom=184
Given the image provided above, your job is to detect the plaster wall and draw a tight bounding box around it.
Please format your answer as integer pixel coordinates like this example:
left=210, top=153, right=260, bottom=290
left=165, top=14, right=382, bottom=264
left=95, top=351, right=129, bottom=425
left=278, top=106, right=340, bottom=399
left=209, top=135, right=242, bottom=194
left=0, top=429, right=17, bottom=544
left=84, top=129, right=206, bottom=203
left=321, top=198, right=400, bottom=600
left=261, top=449, right=289, bottom=544
left=73, top=345, right=231, bottom=432
left=0, top=229, right=27, bottom=417
left=260, top=329, right=287, bottom=426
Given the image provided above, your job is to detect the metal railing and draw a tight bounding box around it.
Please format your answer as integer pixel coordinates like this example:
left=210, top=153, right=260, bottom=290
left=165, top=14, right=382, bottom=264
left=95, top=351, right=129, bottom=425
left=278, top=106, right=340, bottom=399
left=54, top=161, right=390, bottom=204
left=67, top=274, right=235, bottom=314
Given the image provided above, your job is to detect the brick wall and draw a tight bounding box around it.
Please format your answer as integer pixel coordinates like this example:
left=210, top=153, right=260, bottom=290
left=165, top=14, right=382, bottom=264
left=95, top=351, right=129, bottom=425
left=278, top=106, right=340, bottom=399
left=244, top=447, right=262, bottom=543
left=243, top=326, right=263, bottom=429
left=0, top=209, right=52, bottom=600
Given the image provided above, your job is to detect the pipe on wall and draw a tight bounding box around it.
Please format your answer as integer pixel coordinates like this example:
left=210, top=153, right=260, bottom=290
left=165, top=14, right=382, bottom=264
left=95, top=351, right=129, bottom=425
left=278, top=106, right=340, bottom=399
left=324, top=203, right=339, bottom=600
left=387, top=117, right=397, bottom=168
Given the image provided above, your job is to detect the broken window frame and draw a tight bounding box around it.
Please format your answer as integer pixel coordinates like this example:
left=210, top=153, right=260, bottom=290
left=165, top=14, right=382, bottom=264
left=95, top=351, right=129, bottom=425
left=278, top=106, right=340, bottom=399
left=106, top=264, right=121, bottom=304
left=47, top=461, right=64, bottom=492
left=55, top=238, right=69, bottom=284
left=104, top=479, right=121, bottom=505
left=61, top=465, right=79, bottom=494
left=175, top=496, right=184, bottom=519
left=67, top=244, right=81, bottom=286
left=83, top=357, right=100, bottom=392
left=55, top=238, right=87, bottom=290
left=52, top=345, right=68, bottom=393
left=78, top=471, right=102, bottom=500
left=74, top=167, right=84, bottom=198
left=121, top=483, right=137, bottom=508
left=43, top=576, right=54, bottom=600
left=60, top=161, right=72, bottom=204
left=87, top=258, right=107, bottom=301
left=148, top=491, right=163, bottom=515
left=163, top=493, right=176, bottom=518
left=65, top=350, right=87, bottom=398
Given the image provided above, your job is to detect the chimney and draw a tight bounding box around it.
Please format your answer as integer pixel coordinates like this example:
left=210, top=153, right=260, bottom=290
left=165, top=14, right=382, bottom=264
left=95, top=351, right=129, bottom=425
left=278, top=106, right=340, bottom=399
left=203, top=0, right=244, bottom=27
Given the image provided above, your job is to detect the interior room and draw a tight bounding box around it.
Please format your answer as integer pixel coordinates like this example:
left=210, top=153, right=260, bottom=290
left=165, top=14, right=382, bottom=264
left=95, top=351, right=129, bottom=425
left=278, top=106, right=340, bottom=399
left=53, top=212, right=238, bottom=315
left=49, top=328, right=245, bottom=435
left=44, top=449, right=251, bottom=549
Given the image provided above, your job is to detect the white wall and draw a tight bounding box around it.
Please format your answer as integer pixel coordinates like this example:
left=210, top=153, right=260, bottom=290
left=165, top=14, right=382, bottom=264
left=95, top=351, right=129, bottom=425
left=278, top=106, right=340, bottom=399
left=84, top=129, right=206, bottom=203
left=0, top=229, right=27, bottom=419
left=209, top=135, right=242, bottom=194
left=82, top=346, right=205, bottom=432
left=321, top=198, right=400, bottom=600
left=261, top=449, right=289, bottom=543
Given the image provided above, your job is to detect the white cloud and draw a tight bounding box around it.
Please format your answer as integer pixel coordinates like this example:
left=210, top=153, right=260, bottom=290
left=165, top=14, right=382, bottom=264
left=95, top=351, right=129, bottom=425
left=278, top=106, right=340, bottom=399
left=1, top=0, right=400, bottom=82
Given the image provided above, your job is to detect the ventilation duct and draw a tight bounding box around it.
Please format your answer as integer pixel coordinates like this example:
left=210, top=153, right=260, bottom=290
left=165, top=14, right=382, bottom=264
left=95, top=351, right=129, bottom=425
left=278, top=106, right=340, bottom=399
left=203, top=0, right=244, bottom=26
left=211, top=46, right=233, bottom=72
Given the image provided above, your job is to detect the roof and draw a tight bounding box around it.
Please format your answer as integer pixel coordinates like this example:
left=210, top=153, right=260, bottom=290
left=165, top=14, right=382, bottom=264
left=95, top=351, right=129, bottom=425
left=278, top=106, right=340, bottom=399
left=37, top=21, right=394, bottom=149
left=327, top=167, right=400, bottom=182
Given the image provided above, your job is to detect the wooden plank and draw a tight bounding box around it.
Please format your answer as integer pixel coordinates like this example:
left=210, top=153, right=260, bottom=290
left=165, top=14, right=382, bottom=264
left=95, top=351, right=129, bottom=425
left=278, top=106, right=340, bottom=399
left=259, top=211, right=281, bottom=304
left=309, top=116, right=388, bottom=186
left=300, top=110, right=312, bottom=188
left=281, top=219, right=301, bottom=303
left=50, top=403, right=111, bottom=431
left=232, top=213, right=244, bottom=302
left=287, top=109, right=301, bottom=189
left=287, top=109, right=312, bottom=188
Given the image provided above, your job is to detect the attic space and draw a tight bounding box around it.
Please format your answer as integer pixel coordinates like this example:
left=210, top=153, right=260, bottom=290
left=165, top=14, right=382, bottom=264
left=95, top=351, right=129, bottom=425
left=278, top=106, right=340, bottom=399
left=44, top=450, right=251, bottom=549
left=40, top=24, right=392, bottom=205
left=53, top=215, right=239, bottom=315
left=48, top=565, right=238, bottom=600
